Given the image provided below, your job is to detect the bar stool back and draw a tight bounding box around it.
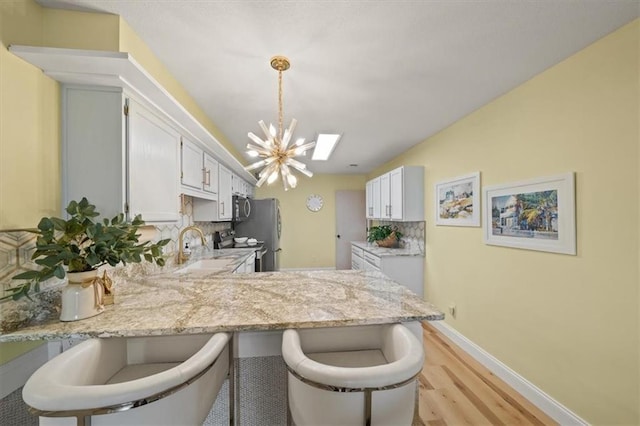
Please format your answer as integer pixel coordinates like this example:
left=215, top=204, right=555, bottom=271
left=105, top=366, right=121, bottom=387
left=22, top=333, right=232, bottom=426
left=282, top=323, right=424, bottom=426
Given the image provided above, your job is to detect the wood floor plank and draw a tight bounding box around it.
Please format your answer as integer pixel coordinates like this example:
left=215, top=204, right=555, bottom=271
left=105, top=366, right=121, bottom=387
left=425, top=331, right=536, bottom=425
left=419, top=322, right=557, bottom=426
left=425, top=387, right=492, bottom=425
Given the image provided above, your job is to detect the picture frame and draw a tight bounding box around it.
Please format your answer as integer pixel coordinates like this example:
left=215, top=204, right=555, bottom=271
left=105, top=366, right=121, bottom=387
left=435, top=172, right=480, bottom=227
left=483, top=172, right=576, bottom=255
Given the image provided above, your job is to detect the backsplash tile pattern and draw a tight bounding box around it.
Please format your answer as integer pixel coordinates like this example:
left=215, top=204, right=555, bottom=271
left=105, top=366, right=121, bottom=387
left=375, top=220, right=425, bottom=254
left=0, top=195, right=230, bottom=300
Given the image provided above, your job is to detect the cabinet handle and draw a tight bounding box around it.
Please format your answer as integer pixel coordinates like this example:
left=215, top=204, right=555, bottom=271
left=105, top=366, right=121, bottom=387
left=202, top=168, right=211, bottom=186
left=221, top=201, right=224, bottom=216
left=389, top=205, right=392, bottom=217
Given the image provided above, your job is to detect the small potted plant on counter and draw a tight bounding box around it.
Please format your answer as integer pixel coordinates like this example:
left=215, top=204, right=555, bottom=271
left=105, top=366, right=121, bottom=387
left=367, top=225, right=403, bottom=248
left=4, top=197, right=169, bottom=321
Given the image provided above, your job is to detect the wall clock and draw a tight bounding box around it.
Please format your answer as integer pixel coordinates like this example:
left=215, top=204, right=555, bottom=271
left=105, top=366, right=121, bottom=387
left=306, top=194, right=323, bottom=212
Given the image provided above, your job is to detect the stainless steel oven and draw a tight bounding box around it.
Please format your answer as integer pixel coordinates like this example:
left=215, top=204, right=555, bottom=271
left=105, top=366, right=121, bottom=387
left=232, top=195, right=251, bottom=222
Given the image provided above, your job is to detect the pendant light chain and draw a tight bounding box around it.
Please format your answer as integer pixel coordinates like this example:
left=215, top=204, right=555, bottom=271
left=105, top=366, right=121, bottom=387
left=278, top=69, right=283, bottom=143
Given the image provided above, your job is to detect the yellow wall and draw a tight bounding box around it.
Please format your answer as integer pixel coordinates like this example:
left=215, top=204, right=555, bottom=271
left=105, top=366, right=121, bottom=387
left=0, top=0, right=60, bottom=229
left=373, top=20, right=639, bottom=425
left=256, top=174, right=366, bottom=269
left=42, top=8, right=119, bottom=51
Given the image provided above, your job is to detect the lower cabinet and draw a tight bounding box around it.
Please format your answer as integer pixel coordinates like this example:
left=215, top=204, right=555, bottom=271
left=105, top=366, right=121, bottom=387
left=351, top=243, right=424, bottom=297
left=234, top=253, right=256, bottom=274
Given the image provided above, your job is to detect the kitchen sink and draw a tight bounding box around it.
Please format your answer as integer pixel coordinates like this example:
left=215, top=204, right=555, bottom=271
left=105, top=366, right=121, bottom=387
left=175, top=258, right=235, bottom=273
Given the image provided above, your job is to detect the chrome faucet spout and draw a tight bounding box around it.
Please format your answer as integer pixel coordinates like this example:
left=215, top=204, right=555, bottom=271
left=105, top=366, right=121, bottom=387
left=177, top=226, right=207, bottom=264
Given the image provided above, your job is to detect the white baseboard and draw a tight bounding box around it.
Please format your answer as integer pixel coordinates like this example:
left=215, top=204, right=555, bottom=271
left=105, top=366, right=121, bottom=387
left=0, top=343, right=49, bottom=399
left=429, top=321, right=589, bottom=426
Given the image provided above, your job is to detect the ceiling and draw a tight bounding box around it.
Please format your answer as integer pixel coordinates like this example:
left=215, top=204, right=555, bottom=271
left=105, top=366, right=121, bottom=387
left=38, top=0, right=638, bottom=175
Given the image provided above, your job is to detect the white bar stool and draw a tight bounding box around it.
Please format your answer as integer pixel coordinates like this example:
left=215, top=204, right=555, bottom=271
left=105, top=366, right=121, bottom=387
left=282, top=323, right=424, bottom=426
left=22, top=333, right=233, bottom=426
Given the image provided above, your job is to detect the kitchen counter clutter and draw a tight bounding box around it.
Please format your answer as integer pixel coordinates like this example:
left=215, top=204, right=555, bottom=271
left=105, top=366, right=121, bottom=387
left=0, top=250, right=443, bottom=342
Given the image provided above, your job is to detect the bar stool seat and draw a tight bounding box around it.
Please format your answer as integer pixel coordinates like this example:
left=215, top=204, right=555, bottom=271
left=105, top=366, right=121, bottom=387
left=22, top=333, right=231, bottom=426
left=282, top=323, right=424, bottom=426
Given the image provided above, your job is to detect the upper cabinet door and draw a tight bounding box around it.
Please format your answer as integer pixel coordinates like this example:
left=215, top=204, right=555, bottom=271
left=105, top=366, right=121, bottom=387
left=203, top=152, right=219, bottom=195
left=62, top=86, right=179, bottom=224
left=127, top=99, right=180, bottom=222
left=379, top=173, right=391, bottom=219
left=218, top=164, right=233, bottom=220
left=389, top=168, right=403, bottom=220
left=181, top=138, right=204, bottom=190
left=372, top=177, right=382, bottom=219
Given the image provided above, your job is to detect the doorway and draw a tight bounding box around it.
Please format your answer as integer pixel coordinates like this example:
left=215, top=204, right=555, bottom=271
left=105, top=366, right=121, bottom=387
left=335, top=190, right=366, bottom=269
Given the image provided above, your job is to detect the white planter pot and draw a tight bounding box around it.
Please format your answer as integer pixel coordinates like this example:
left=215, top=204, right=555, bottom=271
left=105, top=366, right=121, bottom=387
left=60, top=270, right=104, bottom=322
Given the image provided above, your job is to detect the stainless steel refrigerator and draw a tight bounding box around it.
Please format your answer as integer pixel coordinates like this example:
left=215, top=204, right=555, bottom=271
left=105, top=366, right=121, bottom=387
left=234, top=198, right=281, bottom=271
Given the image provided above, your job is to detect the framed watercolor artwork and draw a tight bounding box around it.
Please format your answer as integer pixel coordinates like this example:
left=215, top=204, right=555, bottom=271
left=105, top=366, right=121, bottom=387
left=483, top=172, right=576, bottom=255
left=435, top=172, right=480, bottom=227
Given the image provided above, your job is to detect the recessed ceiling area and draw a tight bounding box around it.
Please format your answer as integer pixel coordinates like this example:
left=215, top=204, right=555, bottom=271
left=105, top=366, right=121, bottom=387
left=37, top=0, right=639, bottom=174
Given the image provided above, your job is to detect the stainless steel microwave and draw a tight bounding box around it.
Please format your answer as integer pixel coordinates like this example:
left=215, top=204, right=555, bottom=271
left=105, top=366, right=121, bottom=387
left=232, top=195, right=251, bottom=222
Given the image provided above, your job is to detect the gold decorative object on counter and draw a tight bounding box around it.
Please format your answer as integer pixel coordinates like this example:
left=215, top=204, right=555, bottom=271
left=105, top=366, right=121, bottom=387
left=102, top=271, right=114, bottom=305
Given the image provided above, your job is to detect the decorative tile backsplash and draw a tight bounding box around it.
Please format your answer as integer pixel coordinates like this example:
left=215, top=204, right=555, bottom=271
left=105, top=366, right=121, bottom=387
left=0, top=195, right=231, bottom=300
left=375, top=220, right=425, bottom=254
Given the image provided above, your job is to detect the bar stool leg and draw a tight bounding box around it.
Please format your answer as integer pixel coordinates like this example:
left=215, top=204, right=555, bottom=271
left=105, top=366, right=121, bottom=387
left=364, top=389, right=373, bottom=426
left=229, top=333, right=235, bottom=426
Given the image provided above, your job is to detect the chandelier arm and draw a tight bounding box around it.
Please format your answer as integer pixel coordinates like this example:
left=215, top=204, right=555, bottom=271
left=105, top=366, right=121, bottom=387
left=281, top=119, right=297, bottom=149
left=248, top=132, right=271, bottom=149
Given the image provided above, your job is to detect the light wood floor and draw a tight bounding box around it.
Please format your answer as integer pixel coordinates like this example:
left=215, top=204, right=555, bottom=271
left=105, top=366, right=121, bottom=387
left=417, top=322, right=557, bottom=426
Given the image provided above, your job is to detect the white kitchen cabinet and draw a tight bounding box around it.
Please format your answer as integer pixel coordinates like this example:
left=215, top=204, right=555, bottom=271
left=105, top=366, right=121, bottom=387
left=181, top=138, right=204, bottom=190
left=62, top=85, right=179, bottom=223
left=380, top=173, right=391, bottom=219
left=366, top=166, right=424, bottom=222
left=234, top=252, right=256, bottom=274
left=351, top=243, right=423, bottom=297
left=351, top=245, right=364, bottom=270
left=218, top=164, right=233, bottom=220
left=180, top=138, right=218, bottom=200
left=203, top=153, right=219, bottom=195
left=192, top=162, right=232, bottom=222
left=365, top=177, right=381, bottom=219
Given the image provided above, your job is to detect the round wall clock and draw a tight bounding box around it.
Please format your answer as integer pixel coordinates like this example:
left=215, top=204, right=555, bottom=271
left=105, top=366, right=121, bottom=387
left=306, top=194, right=324, bottom=212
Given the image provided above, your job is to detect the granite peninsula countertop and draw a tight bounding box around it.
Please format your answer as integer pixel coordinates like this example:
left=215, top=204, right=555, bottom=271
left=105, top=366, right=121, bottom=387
left=351, top=241, right=424, bottom=257
left=0, top=250, right=443, bottom=342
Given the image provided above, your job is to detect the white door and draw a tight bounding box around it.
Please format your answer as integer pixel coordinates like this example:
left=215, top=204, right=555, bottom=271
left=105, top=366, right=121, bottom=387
left=335, top=190, right=366, bottom=270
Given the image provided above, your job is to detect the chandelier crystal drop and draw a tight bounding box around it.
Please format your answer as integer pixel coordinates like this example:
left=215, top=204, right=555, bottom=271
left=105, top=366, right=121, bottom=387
left=245, top=56, right=315, bottom=191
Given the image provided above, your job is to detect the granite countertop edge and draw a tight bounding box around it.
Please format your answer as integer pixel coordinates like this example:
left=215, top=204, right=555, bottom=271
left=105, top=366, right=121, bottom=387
left=0, top=249, right=443, bottom=342
left=351, top=241, right=424, bottom=257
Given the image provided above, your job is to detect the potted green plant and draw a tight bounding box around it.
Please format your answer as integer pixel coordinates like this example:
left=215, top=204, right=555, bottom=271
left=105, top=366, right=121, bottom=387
left=5, top=198, right=169, bottom=321
left=367, top=225, right=403, bottom=248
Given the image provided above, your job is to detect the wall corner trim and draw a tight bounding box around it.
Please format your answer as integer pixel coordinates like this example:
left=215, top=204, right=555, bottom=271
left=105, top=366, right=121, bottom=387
left=429, top=321, right=589, bottom=426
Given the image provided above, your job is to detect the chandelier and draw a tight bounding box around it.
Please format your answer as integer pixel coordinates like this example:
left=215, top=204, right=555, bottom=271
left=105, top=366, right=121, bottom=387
left=245, top=56, right=315, bottom=190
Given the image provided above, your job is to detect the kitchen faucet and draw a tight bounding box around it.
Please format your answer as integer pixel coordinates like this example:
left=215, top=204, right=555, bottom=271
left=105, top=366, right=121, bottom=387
left=177, top=225, right=207, bottom=264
